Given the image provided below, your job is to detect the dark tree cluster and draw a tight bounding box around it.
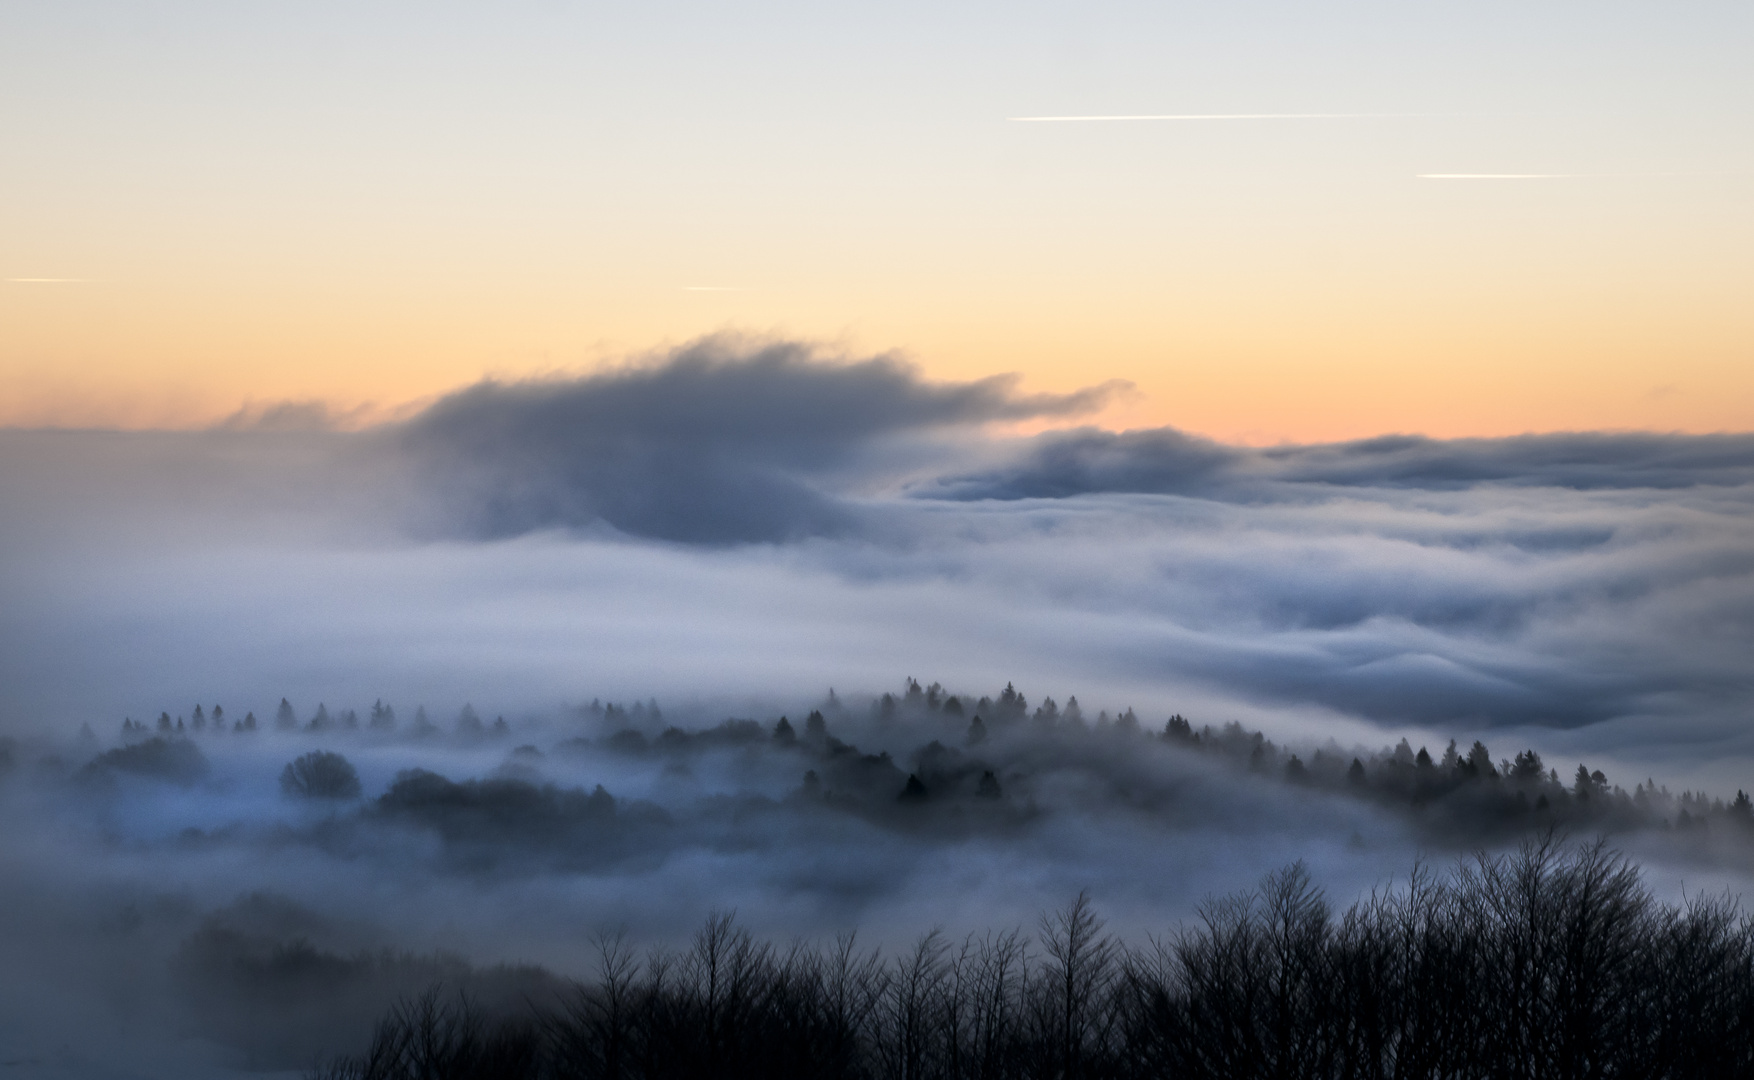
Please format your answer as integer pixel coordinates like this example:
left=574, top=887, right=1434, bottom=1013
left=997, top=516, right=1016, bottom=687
left=120, top=703, right=256, bottom=738
left=356, top=769, right=672, bottom=873
left=877, top=680, right=1131, bottom=737
left=592, top=710, right=1013, bottom=822
left=576, top=717, right=769, bottom=757
left=282, top=750, right=364, bottom=800
left=1159, top=715, right=1754, bottom=842
left=77, top=736, right=211, bottom=786
left=314, top=839, right=1754, bottom=1080
left=585, top=699, right=665, bottom=727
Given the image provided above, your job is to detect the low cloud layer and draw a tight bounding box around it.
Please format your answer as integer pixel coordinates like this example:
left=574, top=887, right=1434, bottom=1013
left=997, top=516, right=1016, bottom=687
left=4, top=338, right=1751, bottom=755
left=932, top=427, right=1754, bottom=500
left=1, top=337, right=1752, bottom=1075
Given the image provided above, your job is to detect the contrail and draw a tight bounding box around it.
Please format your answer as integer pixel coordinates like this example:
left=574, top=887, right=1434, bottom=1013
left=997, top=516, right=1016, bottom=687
left=1009, top=113, right=1422, bottom=122
left=683, top=286, right=745, bottom=292
left=4, top=277, right=94, bottom=283
left=1416, top=173, right=1577, bottom=180
left=1416, top=172, right=1697, bottom=180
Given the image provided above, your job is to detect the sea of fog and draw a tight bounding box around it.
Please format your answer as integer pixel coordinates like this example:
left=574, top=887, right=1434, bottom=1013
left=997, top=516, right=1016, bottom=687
left=2, top=342, right=1753, bottom=1076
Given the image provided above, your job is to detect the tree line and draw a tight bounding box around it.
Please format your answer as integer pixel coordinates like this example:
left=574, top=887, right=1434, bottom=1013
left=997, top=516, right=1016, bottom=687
left=120, top=698, right=517, bottom=738
left=314, top=838, right=1754, bottom=1080
left=110, top=677, right=1754, bottom=845
left=1157, top=715, right=1753, bottom=842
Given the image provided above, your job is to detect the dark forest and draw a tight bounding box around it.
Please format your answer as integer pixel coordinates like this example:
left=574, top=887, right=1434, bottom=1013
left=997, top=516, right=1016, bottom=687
left=317, top=839, right=1754, bottom=1080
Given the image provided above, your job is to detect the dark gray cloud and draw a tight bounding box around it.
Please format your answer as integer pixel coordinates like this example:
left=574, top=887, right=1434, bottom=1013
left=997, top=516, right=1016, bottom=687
left=924, top=426, right=1240, bottom=500
left=1270, top=431, right=1754, bottom=490
left=397, top=337, right=1124, bottom=543
left=935, top=427, right=1754, bottom=501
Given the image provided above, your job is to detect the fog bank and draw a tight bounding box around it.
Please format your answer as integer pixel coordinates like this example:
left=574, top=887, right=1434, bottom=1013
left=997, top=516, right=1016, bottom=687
left=2, top=340, right=1752, bottom=1076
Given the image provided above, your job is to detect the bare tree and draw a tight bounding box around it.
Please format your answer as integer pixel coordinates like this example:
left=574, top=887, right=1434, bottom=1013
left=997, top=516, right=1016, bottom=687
left=1038, top=891, right=1119, bottom=1080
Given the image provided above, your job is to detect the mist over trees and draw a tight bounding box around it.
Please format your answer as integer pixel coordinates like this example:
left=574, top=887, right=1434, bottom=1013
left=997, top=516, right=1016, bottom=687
left=314, top=839, right=1754, bottom=1080
left=20, top=677, right=1754, bottom=1076
left=87, top=677, right=1754, bottom=857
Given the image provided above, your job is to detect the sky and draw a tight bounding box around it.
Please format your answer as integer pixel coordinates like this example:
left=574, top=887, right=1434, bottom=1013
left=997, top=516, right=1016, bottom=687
left=3, top=0, right=1752, bottom=439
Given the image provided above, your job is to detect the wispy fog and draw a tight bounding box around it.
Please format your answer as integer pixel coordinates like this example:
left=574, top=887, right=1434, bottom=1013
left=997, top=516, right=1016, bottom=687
left=1, top=339, right=1752, bottom=1075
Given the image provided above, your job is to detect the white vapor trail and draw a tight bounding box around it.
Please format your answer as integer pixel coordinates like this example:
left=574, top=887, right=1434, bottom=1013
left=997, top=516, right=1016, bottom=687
left=1416, top=174, right=1578, bottom=180
left=1009, top=113, right=1420, bottom=122
left=1415, top=172, right=1702, bottom=180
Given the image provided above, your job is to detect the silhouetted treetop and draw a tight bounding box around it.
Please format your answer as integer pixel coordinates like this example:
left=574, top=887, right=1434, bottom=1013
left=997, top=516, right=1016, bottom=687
left=280, top=751, right=362, bottom=800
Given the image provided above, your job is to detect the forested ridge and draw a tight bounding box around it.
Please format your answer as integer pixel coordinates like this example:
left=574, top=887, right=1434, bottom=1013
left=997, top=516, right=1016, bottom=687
left=86, top=676, right=1754, bottom=848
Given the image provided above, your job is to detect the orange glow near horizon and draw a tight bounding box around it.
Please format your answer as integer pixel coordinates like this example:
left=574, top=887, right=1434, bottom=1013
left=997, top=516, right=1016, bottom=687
left=4, top=245, right=1749, bottom=443
left=3, top=2, right=1750, bottom=445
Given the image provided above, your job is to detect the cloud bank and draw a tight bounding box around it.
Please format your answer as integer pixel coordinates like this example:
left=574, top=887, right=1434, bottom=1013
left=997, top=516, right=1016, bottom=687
left=931, top=426, right=1754, bottom=499
left=3, top=338, right=1751, bottom=757
left=1, top=336, right=1753, bottom=1075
